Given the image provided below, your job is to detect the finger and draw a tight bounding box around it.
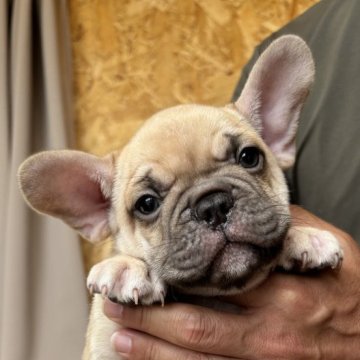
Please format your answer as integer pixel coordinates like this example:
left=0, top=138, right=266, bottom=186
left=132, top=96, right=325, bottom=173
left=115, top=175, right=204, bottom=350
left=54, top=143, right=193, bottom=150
left=111, top=329, right=235, bottom=360
left=104, top=299, right=261, bottom=358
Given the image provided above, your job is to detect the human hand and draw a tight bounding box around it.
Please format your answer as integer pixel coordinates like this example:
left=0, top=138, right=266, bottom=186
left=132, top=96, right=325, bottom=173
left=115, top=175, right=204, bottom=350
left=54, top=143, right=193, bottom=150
left=104, top=206, right=360, bottom=359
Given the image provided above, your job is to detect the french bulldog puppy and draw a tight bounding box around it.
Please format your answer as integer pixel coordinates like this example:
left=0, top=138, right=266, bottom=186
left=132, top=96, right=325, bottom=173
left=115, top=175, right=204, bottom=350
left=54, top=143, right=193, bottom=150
left=18, top=35, right=343, bottom=360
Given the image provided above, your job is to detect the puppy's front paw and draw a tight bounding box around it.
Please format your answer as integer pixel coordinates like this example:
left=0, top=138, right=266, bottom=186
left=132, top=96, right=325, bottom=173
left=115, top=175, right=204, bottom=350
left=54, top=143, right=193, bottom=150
left=279, top=226, right=343, bottom=271
left=87, top=255, right=166, bottom=305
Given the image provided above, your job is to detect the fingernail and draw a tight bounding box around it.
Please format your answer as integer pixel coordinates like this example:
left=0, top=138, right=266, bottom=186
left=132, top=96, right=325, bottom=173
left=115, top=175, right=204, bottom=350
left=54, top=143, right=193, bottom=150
left=111, top=332, right=132, bottom=354
left=104, top=299, right=124, bottom=318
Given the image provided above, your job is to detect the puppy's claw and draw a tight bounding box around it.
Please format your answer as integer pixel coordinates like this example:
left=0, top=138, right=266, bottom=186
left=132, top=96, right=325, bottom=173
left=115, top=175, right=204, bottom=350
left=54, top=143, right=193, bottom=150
left=133, top=288, right=139, bottom=305
left=332, top=253, right=343, bottom=271
left=101, top=285, right=108, bottom=298
left=301, top=251, right=309, bottom=270
left=160, top=291, right=165, bottom=307
left=88, top=284, right=94, bottom=296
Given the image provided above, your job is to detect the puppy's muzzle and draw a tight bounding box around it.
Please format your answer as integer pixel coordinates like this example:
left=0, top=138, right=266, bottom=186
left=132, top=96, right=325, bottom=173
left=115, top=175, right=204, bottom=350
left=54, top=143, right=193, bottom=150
left=194, top=191, right=233, bottom=227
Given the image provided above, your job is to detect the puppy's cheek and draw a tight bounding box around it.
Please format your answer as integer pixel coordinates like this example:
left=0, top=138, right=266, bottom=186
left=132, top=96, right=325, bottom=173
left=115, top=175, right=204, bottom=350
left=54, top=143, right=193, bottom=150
left=178, top=225, right=227, bottom=264
left=162, top=223, right=227, bottom=282
left=225, top=193, right=290, bottom=245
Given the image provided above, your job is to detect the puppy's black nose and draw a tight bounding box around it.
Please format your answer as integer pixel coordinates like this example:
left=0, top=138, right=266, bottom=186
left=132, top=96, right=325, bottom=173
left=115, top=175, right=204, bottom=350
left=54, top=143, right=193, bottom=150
left=194, top=192, right=233, bottom=227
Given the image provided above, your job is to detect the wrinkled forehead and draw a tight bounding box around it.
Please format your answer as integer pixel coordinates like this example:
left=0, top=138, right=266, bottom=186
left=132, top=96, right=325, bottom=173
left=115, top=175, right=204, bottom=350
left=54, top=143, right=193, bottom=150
left=117, top=104, right=260, bottom=187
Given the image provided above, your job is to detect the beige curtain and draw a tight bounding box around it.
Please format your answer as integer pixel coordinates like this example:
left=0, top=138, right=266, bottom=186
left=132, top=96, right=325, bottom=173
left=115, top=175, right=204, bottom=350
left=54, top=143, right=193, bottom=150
left=0, top=1, right=88, bottom=359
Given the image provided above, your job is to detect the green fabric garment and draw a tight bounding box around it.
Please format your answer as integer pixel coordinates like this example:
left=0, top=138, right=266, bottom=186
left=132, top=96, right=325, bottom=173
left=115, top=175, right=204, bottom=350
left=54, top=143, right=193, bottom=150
left=232, top=0, right=360, bottom=242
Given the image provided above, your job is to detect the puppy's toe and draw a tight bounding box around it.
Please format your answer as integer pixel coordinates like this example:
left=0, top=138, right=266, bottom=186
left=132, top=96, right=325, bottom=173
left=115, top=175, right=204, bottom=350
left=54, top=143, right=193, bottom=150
left=87, top=255, right=167, bottom=305
left=279, top=226, right=344, bottom=272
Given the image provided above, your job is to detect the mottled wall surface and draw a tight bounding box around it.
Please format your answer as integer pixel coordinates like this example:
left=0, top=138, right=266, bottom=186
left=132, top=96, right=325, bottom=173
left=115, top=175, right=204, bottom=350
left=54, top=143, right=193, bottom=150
left=68, top=0, right=319, bottom=270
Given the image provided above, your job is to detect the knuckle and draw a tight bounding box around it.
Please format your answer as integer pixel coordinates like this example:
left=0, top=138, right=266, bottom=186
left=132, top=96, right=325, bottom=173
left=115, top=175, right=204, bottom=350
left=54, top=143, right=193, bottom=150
left=184, top=354, right=211, bottom=360
left=176, top=310, right=216, bottom=348
left=143, top=340, right=160, bottom=360
left=275, top=280, right=313, bottom=312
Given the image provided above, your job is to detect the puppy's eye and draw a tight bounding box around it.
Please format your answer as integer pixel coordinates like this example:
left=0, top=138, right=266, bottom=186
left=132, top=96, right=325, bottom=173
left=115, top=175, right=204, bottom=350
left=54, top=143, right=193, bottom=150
left=135, top=195, right=160, bottom=215
left=238, top=147, right=261, bottom=168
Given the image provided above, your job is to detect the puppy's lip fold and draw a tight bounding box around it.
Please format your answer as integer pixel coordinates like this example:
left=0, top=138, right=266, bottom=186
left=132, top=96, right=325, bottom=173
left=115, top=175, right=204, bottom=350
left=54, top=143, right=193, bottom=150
left=163, top=228, right=285, bottom=289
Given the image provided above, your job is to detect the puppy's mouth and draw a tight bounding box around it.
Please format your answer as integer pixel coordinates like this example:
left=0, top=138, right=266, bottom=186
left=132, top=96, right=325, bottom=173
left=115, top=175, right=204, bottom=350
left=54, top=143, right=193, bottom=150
left=207, top=239, right=282, bottom=289
left=161, top=228, right=284, bottom=291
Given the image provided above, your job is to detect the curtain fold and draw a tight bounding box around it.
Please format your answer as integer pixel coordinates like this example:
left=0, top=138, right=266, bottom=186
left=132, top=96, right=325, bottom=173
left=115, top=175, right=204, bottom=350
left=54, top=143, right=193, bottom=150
left=0, top=1, right=88, bottom=359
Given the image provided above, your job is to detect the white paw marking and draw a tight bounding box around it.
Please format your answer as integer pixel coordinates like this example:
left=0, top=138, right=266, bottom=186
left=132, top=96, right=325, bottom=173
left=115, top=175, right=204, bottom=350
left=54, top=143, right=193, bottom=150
left=279, top=226, right=343, bottom=271
left=87, top=255, right=166, bottom=305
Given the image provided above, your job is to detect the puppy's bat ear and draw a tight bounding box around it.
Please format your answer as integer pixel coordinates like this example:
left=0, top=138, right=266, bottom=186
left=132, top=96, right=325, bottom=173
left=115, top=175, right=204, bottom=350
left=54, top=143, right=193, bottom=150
left=234, top=35, right=315, bottom=169
left=18, top=150, right=116, bottom=243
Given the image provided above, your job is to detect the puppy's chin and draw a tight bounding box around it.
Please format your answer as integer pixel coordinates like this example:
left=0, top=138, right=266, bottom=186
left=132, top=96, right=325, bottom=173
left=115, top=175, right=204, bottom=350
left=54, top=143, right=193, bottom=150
left=171, top=241, right=281, bottom=292
left=209, top=242, right=282, bottom=289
